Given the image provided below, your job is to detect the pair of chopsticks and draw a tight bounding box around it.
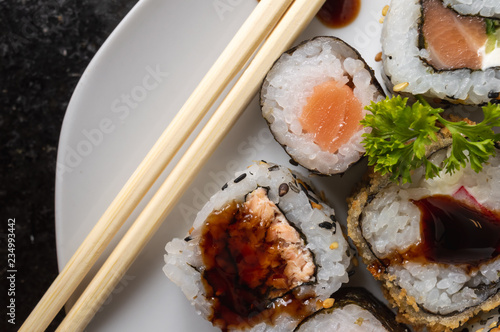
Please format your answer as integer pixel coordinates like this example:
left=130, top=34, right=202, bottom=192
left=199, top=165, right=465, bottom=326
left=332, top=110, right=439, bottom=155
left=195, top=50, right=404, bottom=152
left=20, top=0, right=326, bottom=330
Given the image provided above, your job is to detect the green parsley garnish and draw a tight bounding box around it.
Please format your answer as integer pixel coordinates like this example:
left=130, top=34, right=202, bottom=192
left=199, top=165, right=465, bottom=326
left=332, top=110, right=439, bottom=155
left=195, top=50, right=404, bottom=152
left=361, top=96, right=500, bottom=184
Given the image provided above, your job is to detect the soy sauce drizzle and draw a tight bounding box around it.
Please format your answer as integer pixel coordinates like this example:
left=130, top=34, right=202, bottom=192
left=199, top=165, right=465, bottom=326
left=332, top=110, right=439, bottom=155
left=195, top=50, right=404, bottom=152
left=199, top=199, right=316, bottom=331
left=406, top=195, right=500, bottom=267
left=317, top=0, right=361, bottom=28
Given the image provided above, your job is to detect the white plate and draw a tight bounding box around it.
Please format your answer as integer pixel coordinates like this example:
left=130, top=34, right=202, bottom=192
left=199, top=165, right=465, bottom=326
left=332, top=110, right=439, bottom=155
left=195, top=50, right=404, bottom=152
left=55, top=0, right=390, bottom=330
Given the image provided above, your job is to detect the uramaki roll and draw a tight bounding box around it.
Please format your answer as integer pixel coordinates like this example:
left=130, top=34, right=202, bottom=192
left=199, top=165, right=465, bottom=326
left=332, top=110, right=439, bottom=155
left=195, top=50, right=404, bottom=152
left=348, top=137, right=500, bottom=331
left=382, top=0, right=500, bottom=105
left=164, top=162, right=352, bottom=331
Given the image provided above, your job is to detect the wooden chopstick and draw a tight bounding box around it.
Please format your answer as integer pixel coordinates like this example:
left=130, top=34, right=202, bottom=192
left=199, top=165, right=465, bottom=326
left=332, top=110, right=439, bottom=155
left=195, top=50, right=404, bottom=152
left=55, top=0, right=326, bottom=330
left=19, top=1, right=294, bottom=331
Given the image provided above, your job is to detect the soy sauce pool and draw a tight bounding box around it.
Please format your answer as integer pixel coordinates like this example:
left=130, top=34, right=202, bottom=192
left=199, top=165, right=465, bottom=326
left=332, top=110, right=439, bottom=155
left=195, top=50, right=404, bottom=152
left=317, top=0, right=361, bottom=28
left=257, top=0, right=362, bottom=29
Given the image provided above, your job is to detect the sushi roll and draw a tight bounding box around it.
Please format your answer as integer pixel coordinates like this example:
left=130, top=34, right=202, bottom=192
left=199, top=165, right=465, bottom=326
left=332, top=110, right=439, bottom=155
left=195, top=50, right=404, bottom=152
left=382, top=0, right=500, bottom=105
left=164, top=162, right=352, bottom=331
left=260, top=37, right=385, bottom=175
left=294, top=287, right=410, bottom=332
left=348, top=137, right=500, bottom=331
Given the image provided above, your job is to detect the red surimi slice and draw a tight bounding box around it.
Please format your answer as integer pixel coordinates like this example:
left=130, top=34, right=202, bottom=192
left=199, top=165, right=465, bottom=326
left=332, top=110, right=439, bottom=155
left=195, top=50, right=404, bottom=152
left=422, top=0, right=487, bottom=70
left=299, top=80, right=363, bottom=154
left=453, top=186, right=498, bottom=220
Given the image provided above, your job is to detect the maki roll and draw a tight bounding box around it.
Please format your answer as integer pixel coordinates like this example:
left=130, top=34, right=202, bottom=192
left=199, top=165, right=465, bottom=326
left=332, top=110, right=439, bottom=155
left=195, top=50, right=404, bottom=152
left=348, top=138, right=500, bottom=331
left=294, top=287, right=410, bottom=332
left=164, top=162, right=352, bottom=331
left=382, top=0, right=500, bottom=104
left=260, top=37, right=385, bottom=175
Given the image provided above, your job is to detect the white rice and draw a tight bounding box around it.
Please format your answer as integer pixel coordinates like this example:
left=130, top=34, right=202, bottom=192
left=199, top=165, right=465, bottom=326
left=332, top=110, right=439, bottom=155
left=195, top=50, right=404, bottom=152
left=382, top=0, right=500, bottom=104
left=261, top=37, right=384, bottom=175
left=361, top=148, right=500, bottom=315
left=163, top=162, right=351, bottom=331
left=296, top=304, right=388, bottom=332
left=443, top=0, right=500, bottom=17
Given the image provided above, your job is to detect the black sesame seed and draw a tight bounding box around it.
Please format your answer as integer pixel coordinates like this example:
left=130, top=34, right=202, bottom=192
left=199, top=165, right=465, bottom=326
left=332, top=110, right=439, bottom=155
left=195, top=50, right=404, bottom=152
left=298, top=182, right=307, bottom=193
left=303, top=182, right=313, bottom=191
left=289, top=182, right=300, bottom=193
left=184, top=236, right=192, bottom=242
left=268, top=165, right=279, bottom=172
left=221, top=183, right=228, bottom=190
left=261, top=159, right=268, bottom=163
left=308, top=195, right=319, bottom=204
left=278, top=183, right=289, bottom=197
left=289, top=159, right=299, bottom=166
left=488, top=91, right=500, bottom=99
left=348, top=270, right=356, bottom=277
left=329, top=215, right=337, bottom=222
left=234, top=173, right=247, bottom=183
left=319, top=222, right=333, bottom=230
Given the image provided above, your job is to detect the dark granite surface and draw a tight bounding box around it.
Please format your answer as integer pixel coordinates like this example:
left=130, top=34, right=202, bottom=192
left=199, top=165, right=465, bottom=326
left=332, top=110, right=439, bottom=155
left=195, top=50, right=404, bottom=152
left=1, top=1, right=138, bottom=331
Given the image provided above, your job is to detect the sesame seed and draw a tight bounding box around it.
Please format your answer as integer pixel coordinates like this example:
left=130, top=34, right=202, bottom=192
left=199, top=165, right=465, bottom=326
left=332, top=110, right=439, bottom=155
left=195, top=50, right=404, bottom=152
left=289, top=182, right=300, bottom=193
left=375, top=52, right=382, bottom=62
left=352, top=257, right=359, bottom=267
left=393, top=82, right=409, bottom=92
left=382, top=5, right=389, bottom=16
left=234, top=173, right=247, bottom=183
left=319, top=222, right=333, bottom=230
left=379, top=17, right=385, bottom=24
left=329, top=242, right=339, bottom=250
left=322, top=298, right=335, bottom=309
left=279, top=183, right=289, bottom=197
left=488, top=91, right=499, bottom=99
left=308, top=194, right=319, bottom=204
left=311, top=201, right=323, bottom=210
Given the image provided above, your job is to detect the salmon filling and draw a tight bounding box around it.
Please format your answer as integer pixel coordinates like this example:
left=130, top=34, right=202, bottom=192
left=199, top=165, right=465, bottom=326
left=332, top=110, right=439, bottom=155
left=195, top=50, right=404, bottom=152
left=422, top=0, right=488, bottom=70
left=200, top=188, right=315, bottom=325
left=299, top=80, right=363, bottom=154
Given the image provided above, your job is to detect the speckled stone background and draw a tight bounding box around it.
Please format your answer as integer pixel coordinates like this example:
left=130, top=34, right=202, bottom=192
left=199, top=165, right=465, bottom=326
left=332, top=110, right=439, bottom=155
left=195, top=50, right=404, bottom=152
left=1, top=1, right=137, bottom=331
